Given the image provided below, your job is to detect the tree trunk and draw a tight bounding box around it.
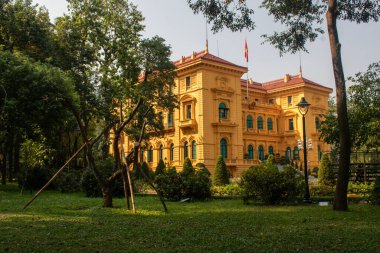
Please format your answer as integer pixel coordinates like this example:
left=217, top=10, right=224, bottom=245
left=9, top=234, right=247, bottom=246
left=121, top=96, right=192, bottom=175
left=13, top=133, right=21, bottom=178
left=6, top=132, right=14, bottom=182
left=326, top=0, right=351, bottom=211
left=1, top=152, right=6, bottom=185
left=102, top=183, right=113, bottom=208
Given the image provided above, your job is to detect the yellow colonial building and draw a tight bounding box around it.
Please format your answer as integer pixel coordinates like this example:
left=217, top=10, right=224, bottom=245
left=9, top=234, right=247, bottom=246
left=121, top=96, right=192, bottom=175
left=124, top=48, right=332, bottom=176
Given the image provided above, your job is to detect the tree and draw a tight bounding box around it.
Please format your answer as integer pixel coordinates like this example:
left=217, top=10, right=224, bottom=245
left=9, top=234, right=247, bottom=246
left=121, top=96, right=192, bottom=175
left=0, top=0, right=74, bottom=185
left=188, top=0, right=380, bottom=211
left=181, top=158, right=195, bottom=177
left=213, top=155, right=230, bottom=186
left=0, top=51, right=76, bottom=185
left=0, top=0, right=54, bottom=60
left=54, top=0, right=177, bottom=207
left=318, top=153, right=335, bottom=186
left=155, top=159, right=166, bottom=176
left=320, top=62, right=380, bottom=151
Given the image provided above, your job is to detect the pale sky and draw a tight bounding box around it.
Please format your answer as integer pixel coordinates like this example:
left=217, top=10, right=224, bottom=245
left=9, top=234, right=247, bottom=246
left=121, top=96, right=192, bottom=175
left=33, top=0, right=380, bottom=92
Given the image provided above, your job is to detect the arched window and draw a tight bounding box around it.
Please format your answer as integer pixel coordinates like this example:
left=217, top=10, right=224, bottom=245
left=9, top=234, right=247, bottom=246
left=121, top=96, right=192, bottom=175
left=248, top=145, right=254, bottom=159
left=191, top=140, right=197, bottom=160
left=159, top=145, right=163, bottom=161
left=285, top=147, right=291, bottom=161
left=268, top=146, right=274, bottom=155
left=293, top=146, right=299, bottom=160
left=184, top=141, right=189, bottom=159
left=247, top=115, right=253, bottom=129
left=170, top=143, right=174, bottom=161
left=219, top=102, right=228, bottom=120
left=257, top=116, right=264, bottom=130
left=147, top=146, right=153, bottom=163
left=267, top=118, right=273, bottom=131
left=258, top=145, right=264, bottom=160
left=316, top=117, right=320, bottom=130
left=220, top=138, right=227, bottom=158
left=318, top=145, right=322, bottom=161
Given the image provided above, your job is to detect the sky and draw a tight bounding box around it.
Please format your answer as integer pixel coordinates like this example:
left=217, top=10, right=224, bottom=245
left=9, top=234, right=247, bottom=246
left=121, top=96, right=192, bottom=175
left=33, top=0, right=380, bottom=92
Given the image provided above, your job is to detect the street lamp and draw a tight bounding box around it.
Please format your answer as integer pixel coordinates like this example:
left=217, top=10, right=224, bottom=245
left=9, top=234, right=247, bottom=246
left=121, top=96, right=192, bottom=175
left=296, top=97, right=312, bottom=203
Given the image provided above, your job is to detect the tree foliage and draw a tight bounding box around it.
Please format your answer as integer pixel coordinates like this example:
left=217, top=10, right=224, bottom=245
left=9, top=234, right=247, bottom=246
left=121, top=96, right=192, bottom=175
left=187, top=0, right=255, bottom=32
left=213, top=155, right=230, bottom=186
left=320, top=62, right=380, bottom=151
left=318, top=153, right=335, bottom=186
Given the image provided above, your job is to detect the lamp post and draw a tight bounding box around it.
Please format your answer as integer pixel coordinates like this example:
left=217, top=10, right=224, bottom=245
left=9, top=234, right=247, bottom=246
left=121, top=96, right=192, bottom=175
left=297, top=97, right=312, bottom=203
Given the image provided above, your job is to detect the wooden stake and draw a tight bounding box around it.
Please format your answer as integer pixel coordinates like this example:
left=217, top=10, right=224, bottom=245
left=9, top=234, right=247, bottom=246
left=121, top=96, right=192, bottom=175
left=120, top=135, right=136, bottom=213
left=23, top=141, right=89, bottom=210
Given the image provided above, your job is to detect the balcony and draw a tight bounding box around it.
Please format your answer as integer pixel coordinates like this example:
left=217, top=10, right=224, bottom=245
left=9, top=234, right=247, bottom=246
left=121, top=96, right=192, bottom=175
left=179, top=118, right=197, bottom=129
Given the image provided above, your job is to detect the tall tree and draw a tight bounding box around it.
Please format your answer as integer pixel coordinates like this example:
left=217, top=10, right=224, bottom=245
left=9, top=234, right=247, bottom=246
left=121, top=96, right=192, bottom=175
left=0, top=0, right=75, bottom=184
left=188, top=0, right=380, bottom=211
left=320, top=62, right=380, bottom=151
left=55, top=0, right=177, bottom=207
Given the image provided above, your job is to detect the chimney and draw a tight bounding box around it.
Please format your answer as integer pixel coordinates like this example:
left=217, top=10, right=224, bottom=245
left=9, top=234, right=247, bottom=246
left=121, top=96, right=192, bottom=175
left=284, top=74, right=291, bottom=83
left=191, top=51, right=196, bottom=59
left=180, top=56, right=185, bottom=64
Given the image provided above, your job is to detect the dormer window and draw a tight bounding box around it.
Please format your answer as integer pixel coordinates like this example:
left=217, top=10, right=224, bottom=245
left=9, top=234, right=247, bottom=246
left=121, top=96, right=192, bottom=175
left=186, top=76, right=191, bottom=90
left=219, top=102, right=229, bottom=120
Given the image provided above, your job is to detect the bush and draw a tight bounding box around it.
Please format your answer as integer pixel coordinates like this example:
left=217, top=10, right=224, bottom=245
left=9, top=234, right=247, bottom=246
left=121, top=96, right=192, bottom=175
left=370, top=176, right=380, bottom=205
left=213, top=156, right=230, bottom=186
left=56, top=170, right=82, bottom=193
left=181, top=158, right=195, bottom=177
left=211, top=184, right=242, bottom=198
left=81, top=168, right=102, bottom=197
left=81, top=157, right=124, bottom=197
left=240, top=163, right=303, bottom=204
left=347, top=182, right=374, bottom=202
left=18, top=166, right=53, bottom=192
left=318, top=153, right=335, bottom=186
left=155, top=159, right=166, bottom=176
left=155, top=160, right=211, bottom=201
left=309, top=184, right=335, bottom=197
left=155, top=167, right=183, bottom=201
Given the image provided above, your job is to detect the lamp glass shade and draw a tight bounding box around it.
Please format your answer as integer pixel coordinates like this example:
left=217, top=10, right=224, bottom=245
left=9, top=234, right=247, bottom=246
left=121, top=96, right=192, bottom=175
left=297, top=97, right=310, bottom=115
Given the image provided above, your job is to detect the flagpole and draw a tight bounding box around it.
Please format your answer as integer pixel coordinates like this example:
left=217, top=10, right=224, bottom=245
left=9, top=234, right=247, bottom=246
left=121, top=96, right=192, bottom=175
left=245, top=39, right=249, bottom=101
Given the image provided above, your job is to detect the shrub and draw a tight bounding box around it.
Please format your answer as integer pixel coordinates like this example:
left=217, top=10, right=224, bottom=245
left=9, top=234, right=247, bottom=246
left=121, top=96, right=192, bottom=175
left=155, top=167, right=183, bottom=201
left=181, top=158, right=195, bottom=177
left=81, top=168, right=102, bottom=197
left=155, top=160, right=212, bottom=201
left=211, top=184, right=242, bottom=198
left=311, top=167, right=319, bottom=177
left=56, top=170, right=82, bottom=193
left=155, top=159, right=166, bottom=176
left=309, top=184, right=335, bottom=197
left=18, top=166, right=53, bottom=192
left=347, top=182, right=374, bottom=202
left=81, top=157, right=124, bottom=197
left=370, top=176, right=380, bottom=205
left=318, top=153, right=335, bottom=186
left=213, top=155, right=230, bottom=186
left=240, top=163, right=303, bottom=204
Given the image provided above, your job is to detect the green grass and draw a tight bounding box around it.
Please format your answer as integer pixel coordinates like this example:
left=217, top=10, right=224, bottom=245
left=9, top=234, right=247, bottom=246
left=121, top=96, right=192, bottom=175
left=1, top=184, right=380, bottom=253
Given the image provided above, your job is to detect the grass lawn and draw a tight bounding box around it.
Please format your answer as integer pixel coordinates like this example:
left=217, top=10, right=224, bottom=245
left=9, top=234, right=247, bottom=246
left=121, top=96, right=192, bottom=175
left=1, top=184, right=380, bottom=253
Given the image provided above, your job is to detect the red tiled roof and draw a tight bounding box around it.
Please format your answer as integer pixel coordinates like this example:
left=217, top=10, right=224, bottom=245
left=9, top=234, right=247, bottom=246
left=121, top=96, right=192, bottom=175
left=241, top=75, right=332, bottom=92
left=174, top=50, right=246, bottom=70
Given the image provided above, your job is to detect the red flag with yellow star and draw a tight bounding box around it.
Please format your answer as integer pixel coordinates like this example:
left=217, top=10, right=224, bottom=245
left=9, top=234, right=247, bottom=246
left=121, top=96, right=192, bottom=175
left=244, top=39, right=248, bottom=62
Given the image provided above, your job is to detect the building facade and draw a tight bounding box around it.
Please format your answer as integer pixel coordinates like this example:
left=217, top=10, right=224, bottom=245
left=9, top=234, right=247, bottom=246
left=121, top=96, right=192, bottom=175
left=123, top=49, right=333, bottom=176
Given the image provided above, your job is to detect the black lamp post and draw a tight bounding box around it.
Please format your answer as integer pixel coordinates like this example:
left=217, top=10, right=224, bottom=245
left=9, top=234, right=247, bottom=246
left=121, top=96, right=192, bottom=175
left=297, top=97, right=312, bottom=203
